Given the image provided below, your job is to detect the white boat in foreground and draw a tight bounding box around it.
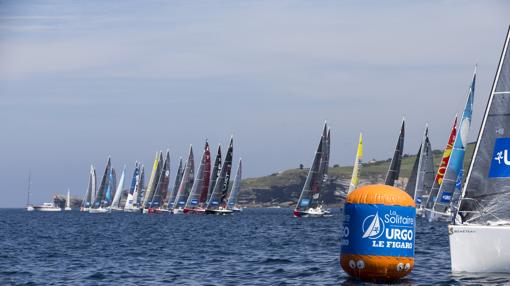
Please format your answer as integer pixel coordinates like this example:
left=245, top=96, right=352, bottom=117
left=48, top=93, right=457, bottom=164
left=449, top=26, right=510, bottom=273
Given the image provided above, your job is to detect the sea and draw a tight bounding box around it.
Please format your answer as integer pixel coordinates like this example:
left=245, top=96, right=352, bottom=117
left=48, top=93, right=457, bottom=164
left=0, top=208, right=509, bottom=285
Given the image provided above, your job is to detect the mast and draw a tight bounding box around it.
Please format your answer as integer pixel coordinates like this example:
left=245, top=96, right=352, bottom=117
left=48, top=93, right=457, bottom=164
left=385, top=119, right=405, bottom=186
left=348, top=133, right=363, bottom=194
left=26, top=171, right=31, bottom=206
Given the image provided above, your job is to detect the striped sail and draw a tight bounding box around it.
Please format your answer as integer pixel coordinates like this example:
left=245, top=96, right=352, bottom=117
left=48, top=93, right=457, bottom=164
left=185, top=142, right=211, bottom=210
left=385, top=119, right=405, bottom=186
left=226, top=158, right=242, bottom=209
left=206, top=138, right=234, bottom=211
left=348, top=133, right=363, bottom=194
left=457, top=27, right=510, bottom=224
left=173, top=146, right=195, bottom=209
left=166, top=158, right=183, bottom=210
left=425, top=116, right=458, bottom=211
left=432, top=69, right=476, bottom=216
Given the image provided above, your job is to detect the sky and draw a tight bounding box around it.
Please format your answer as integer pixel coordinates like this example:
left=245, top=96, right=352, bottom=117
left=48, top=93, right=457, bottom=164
left=0, top=0, right=509, bottom=207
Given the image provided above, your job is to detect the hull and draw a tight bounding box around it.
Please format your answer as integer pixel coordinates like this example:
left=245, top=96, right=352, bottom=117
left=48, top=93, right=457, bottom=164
left=80, top=207, right=90, bottom=212
left=423, top=208, right=452, bottom=222
left=293, top=207, right=331, bottom=218
left=172, top=208, right=185, bottom=215
left=64, top=207, right=72, bottom=211
left=89, top=208, right=110, bottom=214
left=109, top=207, right=123, bottom=212
left=232, top=207, right=243, bottom=212
left=146, top=208, right=169, bottom=214
left=33, top=206, right=62, bottom=212
left=205, top=209, right=234, bottom=215
left=183, top=207, right=206, bottom=214
left=26, top=205, right=34, bottom=212
left=123, top=207, right=142, bottom=213
left=449, top=224, right=510, bottom=273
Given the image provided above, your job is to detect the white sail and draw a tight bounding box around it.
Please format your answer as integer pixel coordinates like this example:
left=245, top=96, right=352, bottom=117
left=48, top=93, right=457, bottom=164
left=65, top=189, right=71, bottom=211
left=110, top=166, right=126, bottom=209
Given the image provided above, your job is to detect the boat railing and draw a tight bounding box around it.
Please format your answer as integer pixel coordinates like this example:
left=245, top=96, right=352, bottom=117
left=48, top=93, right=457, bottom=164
left=456, top=198, right=503, bottom=224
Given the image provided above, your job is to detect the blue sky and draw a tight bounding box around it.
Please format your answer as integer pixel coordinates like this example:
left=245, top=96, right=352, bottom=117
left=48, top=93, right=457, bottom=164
left=0, top=0, right=509, bottom=207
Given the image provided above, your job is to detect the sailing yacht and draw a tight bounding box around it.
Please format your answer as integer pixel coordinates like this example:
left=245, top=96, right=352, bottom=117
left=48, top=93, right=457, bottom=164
left=449, top=26, right=510, bottom=272
left=142, top=152, right=162, bottom=213
left=205, top=138, right=234, bottom=215
left=125, top=164, right=144, bottom=213
left=405, top=125, right=435, bottom=215
left=64, top=189, right=72, bottom=211
left=429, top=68, right=476, bottom=222
left=110, top=166, right=126, bottom=211
left=26, top=172, right=34, bottom=211
left=81, top=165, right=97, bottom=211
left=293, top=123, right=331, bottom=218
left=184, top=141, right=211, bottom=214
left=89, top=157, right=113, bottom=213
left=172, top=145, right=195, bottom=214
left=226, top=158, right=243, bottom=212
left=423, top=116, right=458, bottom=218
left=385, top=119, right=405, bottom=187
left=147, top=151, right=171, bottom=213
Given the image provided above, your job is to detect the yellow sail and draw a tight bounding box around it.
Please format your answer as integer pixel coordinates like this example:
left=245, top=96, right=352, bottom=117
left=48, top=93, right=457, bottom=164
left=142, top=152, right=160, bottom=208
left=348, top=133, right=363, bottom=194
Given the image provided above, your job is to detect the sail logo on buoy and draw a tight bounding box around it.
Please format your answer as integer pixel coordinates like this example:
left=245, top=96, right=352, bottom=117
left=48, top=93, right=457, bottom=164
left=361, top=212, right=385, bottom=239
left=489, top=138, right=510, bottom=177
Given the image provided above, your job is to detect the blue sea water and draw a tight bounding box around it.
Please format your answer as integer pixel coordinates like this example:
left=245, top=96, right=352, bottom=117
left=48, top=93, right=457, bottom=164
left=0, top=208, right=509, bottom=285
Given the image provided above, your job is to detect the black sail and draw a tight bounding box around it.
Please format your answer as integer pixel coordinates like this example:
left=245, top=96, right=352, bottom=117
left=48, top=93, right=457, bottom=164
left=385, top=120, right=405, bottom=186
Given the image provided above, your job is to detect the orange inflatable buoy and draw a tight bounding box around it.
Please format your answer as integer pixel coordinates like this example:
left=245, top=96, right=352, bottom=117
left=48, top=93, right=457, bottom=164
left=340, top=184, right=416, bottom=282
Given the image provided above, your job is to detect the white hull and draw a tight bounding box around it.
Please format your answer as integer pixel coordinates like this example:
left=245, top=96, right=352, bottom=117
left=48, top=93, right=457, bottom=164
left=449, top=224, right=510, bottom=273
left=172, top=208, right=184, bottom=215
left=26, top=205, right=34, bottom=212
left=64, top=207, right=72, bottom=211
left=33, top=207, right=62, bottom=212
left=109, top=207, right=123, bottom=212
left=89, top=208, right=110, bottom=214
left=124, top=207, right=142, bottom=213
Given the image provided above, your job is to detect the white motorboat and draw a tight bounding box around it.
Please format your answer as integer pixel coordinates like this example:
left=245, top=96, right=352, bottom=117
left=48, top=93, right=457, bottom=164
left=33, top=202, right=62, bottom=212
